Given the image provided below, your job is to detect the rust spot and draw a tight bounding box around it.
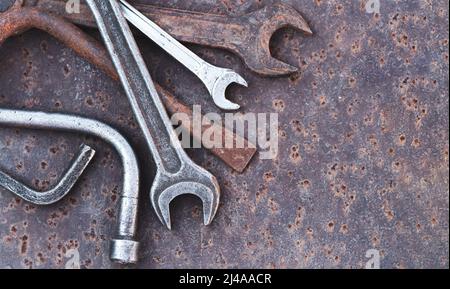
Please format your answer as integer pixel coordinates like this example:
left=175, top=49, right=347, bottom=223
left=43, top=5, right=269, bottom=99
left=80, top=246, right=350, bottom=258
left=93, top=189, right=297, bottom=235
left=398, top=134, right=407, bottom=146
left=327, top=221, right=335, bottom=233
left=272, top=99, right=285, bottom=112
left=20, top=235, right=28, bottom=255
left=340, top=224, right=349, bottom=234
left=40, top=161, right=48, bottom=170
left=289, top=144, right=301, bottom=164
left=263, top=171, right=275, bottom=182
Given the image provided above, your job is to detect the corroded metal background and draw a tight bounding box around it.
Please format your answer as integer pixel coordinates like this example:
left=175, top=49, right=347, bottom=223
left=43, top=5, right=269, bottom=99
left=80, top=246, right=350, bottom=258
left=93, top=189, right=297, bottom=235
left=0, top=0, right=449, bottom=269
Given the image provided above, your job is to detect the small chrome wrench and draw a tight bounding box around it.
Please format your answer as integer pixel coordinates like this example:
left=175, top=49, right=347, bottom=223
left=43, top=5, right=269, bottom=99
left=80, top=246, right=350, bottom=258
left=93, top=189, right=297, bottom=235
left=86, top=0, right=220, bottom=229
left=119, top=0, right=247, bottom=111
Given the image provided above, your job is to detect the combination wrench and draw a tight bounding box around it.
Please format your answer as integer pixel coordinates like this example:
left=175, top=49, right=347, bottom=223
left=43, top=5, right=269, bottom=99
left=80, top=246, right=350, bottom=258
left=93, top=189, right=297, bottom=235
left=119, top=0, right=247, bottom=111
left=86, top=0, right=220, bottom=229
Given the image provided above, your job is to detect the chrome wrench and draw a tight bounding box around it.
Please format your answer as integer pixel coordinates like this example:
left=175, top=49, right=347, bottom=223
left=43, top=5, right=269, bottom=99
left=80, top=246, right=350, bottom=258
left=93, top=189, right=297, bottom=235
left=119, top=0, right=247, bottom=111
left=86, top=0, right=220, bottom=229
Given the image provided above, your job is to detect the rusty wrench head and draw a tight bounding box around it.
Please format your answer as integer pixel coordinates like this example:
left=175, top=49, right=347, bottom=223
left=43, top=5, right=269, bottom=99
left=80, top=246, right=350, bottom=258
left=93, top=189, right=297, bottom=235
left=241, top=3, right=313, bottom=76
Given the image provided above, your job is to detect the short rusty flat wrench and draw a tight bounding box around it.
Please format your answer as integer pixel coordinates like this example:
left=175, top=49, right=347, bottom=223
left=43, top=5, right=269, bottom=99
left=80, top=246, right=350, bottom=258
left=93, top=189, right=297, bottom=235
left=26, top=0, right=313, bottom=76
left=86, top=0, right=220, bottom=229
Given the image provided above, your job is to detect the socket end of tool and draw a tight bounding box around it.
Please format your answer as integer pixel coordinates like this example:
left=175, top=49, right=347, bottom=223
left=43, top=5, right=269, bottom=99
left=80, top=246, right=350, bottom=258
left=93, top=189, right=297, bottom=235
left=110, top=239, right=140, bottom=264
left=212, top=70, right=248, bottom=111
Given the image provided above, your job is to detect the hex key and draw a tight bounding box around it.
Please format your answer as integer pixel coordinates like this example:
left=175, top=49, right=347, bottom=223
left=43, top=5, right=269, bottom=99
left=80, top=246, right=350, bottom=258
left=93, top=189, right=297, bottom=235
left=0, top=108, right=140, bottom=264
left=0, top=144, right=95, bottom=205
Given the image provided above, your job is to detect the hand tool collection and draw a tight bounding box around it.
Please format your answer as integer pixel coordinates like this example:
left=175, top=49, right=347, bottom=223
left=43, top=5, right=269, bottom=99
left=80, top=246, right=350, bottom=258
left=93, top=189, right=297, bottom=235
left=0, top=0, right=312, bottom=264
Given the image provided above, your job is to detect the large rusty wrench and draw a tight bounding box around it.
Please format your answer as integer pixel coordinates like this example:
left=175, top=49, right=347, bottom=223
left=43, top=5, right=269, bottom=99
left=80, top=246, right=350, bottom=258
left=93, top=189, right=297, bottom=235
left=28, top=0, right=313, bottom=76
left=86, top=0, right=220, bottom=229
left=0, top=1, right=257, bottom=173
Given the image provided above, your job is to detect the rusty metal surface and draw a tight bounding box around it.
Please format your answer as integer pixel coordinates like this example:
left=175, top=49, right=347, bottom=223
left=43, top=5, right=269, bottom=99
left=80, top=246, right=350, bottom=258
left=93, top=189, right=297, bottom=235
left=0, top=0, right=449, bottom=268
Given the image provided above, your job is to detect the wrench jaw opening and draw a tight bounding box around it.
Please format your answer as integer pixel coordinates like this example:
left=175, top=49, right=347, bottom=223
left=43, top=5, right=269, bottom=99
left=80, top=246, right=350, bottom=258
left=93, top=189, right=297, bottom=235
left=201, top=64, right=248, bottom=111
left=259, top=3, right=313, bottom=40
left=151, top=168, right=221, bottom=230
left=248, top=3, right=313, bottom=76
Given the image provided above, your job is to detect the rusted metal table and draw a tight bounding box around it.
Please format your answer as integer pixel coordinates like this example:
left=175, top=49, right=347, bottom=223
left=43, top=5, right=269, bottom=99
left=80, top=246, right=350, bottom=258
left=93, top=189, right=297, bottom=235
left=0, top=0, right=448, bottom=269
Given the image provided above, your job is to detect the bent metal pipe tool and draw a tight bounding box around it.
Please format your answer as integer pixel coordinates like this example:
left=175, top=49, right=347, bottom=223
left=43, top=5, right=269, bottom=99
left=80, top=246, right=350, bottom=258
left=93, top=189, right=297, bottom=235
left=86, top=0, right=220, bottom=229
left=0, top=108, right=141, bottom=264
left=119, top=0, right=247, bottom=111
left=0, top=144, right=95, bottom=205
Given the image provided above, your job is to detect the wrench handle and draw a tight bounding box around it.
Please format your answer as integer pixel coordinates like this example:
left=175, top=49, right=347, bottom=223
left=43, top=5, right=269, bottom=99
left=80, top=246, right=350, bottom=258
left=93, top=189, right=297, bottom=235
left=119, top=0, right=207, bottom=76
left=31, top=0, right=246, bottom=52
left=86, top=0, right=183, bottom=174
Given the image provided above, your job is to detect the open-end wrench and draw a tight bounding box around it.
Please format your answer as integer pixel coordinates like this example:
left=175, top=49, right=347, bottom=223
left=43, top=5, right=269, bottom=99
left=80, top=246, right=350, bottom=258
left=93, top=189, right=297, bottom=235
left=26, top=0, right=313, bottom=76
left=119, top=0, right=247, bottom=111
left=86, top=0, right=220, bottom=229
